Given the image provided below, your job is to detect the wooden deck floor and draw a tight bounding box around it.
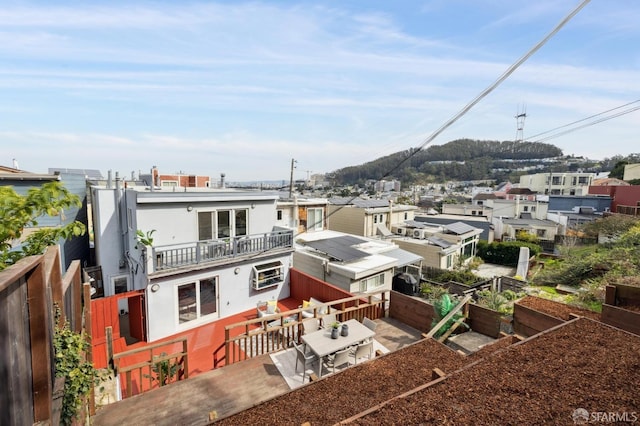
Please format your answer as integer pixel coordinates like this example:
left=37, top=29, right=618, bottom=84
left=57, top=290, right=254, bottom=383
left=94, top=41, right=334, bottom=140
left=92, top=317, right=423, bottom=426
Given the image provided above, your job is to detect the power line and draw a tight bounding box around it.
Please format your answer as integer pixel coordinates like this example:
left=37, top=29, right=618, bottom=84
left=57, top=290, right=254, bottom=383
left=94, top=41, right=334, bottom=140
left=526, top=100, right=640, bottom=143
left=371, top=0, right=592, bottom=182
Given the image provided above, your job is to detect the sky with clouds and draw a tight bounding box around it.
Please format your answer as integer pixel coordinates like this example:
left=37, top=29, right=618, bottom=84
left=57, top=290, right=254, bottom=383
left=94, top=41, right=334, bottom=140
left=2, top=0, right=639, bottom=182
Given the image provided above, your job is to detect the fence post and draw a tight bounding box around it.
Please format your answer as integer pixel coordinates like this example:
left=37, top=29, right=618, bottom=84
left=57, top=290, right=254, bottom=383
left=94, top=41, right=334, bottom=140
left=106, top=326, right=114, bottom=371
left=83, top=282, right=96, bottom=416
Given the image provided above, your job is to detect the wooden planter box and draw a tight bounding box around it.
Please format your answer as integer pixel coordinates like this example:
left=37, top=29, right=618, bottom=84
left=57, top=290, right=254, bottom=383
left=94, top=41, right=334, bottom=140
left=602, top=285, right=640, bottom=336
left=513, top=302, right=563, bottom=338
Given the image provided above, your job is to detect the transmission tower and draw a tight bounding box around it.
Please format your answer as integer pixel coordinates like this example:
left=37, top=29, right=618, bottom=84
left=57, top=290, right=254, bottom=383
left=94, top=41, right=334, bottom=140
left=515, top=104, right=527, bottom=142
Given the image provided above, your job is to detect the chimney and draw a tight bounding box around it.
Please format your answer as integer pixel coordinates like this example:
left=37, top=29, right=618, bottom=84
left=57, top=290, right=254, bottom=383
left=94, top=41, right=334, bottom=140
left=220, top=173, right=226, bottom=189
left=107, top=169, right=113, bottom=189
left=12, top=158, right=19, bottom=170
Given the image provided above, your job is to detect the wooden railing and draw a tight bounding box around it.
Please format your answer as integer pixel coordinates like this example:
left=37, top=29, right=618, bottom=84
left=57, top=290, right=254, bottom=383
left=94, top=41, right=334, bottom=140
left=152, top=229, right=293, bottom=272
left=224, top=291, right=388, bottom=366
left=113, top=337, right=189, bottom=398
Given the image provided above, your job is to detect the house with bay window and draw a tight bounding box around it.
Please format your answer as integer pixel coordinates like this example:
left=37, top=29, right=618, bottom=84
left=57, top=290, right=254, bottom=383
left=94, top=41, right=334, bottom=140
left=90, top=178, right=294, bottom=342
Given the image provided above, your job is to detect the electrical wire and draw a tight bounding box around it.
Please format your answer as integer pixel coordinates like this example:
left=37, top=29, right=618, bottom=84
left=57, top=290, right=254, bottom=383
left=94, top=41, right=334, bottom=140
left=364, top=0, right=592, bottom=183
left=526, top=99, right=640, bottom=140
left=528, top=103, right=640, bottom=143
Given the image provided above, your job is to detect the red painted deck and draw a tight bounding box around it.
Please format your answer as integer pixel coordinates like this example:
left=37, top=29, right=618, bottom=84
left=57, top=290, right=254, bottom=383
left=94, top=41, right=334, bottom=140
left=91, top=297, right=302, bottom=377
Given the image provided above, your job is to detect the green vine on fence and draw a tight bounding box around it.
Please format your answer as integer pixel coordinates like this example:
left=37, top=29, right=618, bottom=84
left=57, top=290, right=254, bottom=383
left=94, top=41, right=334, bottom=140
left=53, top=308, right=99, bottom=425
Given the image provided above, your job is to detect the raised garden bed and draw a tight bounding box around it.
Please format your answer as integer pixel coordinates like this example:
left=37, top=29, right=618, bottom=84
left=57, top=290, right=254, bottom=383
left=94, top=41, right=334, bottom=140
left=215, top=339, right=470, bottom=425
left=216, top=318, right=640, bottom=425
left=517, top=295, right=600, bottom=321
left=349, top=318, right=640, bottom=424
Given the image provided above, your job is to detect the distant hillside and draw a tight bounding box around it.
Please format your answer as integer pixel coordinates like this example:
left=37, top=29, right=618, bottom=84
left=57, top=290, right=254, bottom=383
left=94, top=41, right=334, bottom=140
left=328, top=139, right=564, bottom=185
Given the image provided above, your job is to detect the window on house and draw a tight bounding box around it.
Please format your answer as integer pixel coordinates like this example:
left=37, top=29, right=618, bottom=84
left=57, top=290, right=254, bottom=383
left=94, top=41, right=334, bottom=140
left=578, top=177, right=589, bottom=184
left=217, top=210, right=231, bottom=238
left=373, top=215, right=378, bottom=224
left=113, top=275, right=129, bottom=295
left=199, top=278, right=217, bottom=316
left=235, top=210, right=247, bottom=236
left=536, top=229, right=546, bottom=238
left=198, top=212, right=213, bottom=240
left=178, top=278, right=218, bottom=324
left=404, top=212, right=408, bottom=220
left=162, top=181, right=178, bottom=187
left=552, top=176, right=562, bottom=185
left=252, top=261, right=284, bottom=290
left=127, top=208, right=133, bottom=230
left=178, top=283, right=197, bottom=323
left=199, top=209, right=249, bottom=240
left=446, top=254, right=453, bottom=269
left=276, top=210, right=283, bottom=221
left=307, top=208, right=323, bottom=231
left=359, top=273, right=384, bottom=292
left=523, top=206, right=529, bottom=212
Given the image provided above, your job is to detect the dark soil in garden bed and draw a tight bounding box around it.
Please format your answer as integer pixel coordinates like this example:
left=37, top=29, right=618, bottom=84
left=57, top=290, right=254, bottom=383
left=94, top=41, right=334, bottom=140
left=517, top=295, right=601, bottom=321
left=351, top=318, right=640, bottom=425
left=215, top=318, right=640, bottom=425
left=214, top=339, right=471, bottom=425
left=619, top=303, right=640, bottom=313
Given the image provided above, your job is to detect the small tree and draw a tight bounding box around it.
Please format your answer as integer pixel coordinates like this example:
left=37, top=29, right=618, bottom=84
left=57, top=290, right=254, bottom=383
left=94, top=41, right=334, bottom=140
left=0, top=181, right=85, bottom=270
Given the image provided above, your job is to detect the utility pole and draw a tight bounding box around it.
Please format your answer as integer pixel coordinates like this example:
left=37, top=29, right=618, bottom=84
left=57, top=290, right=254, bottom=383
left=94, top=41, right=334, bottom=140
left=289, top=158, right=297, bottom=198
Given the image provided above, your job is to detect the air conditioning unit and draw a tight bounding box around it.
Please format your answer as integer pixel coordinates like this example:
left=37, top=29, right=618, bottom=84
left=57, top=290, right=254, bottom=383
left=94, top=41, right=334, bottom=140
left=412, top=229, right=427, bottom=239
left=391, top=226, right=407, bottom=236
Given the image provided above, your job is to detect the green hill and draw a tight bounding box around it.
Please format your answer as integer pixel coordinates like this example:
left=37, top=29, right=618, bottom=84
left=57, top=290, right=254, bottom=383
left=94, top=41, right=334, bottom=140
left=328, top=139, right=564, bottom=185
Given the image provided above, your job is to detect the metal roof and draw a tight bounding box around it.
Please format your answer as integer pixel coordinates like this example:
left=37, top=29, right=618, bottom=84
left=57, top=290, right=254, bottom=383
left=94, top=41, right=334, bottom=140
left=444, top=221, right=478, bottom=235
left=383, top=248, right=423, bottom=267
left=427, top=236, right=454, bottom=249
left=403, top=220, right=428, bottom=228
left=305, top=236, right=369, bottom=262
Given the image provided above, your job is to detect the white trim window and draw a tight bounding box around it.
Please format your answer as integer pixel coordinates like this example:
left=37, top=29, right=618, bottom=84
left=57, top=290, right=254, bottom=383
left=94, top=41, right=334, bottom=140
left=307, top=208, right=323, bottom=231
left=252, top=261, right=284, bottom=290
left=359, top=273, right=385, bottom=292
left=177, top=277, right=218, bottom=324
left=198, top=209, right=249, bottom=240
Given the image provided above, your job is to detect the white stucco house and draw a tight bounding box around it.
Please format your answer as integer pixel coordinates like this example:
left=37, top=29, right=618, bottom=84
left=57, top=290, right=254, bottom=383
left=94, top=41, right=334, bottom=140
left=91, top=177, right=294, bottom=342
left=292, top=230, right=422, bottom=295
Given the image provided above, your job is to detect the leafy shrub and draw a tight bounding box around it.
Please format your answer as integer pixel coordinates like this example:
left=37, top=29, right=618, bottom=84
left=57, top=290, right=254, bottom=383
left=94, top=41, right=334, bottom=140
left=477, top=240, right=541, bottom=266
left=53, top=310, right=99, bottom=425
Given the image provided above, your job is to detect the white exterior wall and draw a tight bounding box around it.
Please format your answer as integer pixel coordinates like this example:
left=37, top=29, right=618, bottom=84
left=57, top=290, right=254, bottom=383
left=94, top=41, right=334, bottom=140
left=92, top=187, right=130, bottom=296
left=145, top=254, right=292, bottom=341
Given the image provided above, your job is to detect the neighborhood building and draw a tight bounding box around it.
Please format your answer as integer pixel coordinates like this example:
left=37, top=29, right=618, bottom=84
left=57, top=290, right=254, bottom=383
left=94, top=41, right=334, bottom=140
left=327, top=198, right=418, bottom=238
left=90, top=175, right=295, bottom=342
left=518, top=172, right=595, bottom=195
left=293, top=229, right=422, bottom=294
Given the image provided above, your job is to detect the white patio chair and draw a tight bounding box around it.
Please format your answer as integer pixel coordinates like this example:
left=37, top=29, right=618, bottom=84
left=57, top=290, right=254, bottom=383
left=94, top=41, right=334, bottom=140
left=353, top=340, right=374, bottom=364
left=362, top=317, right=377, bottom=342
left=323, top=347, right=352, bottom=374
left=302, top=318, right=321, bottom=334
left=320, top=312, right=337, bottom=329
left=292, top=341, right=318, bottom=383
left=362, top=317, right=377, bottom=332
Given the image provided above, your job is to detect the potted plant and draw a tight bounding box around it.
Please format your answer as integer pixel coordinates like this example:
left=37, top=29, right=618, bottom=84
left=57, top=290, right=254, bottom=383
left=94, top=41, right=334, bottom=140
left=330, top=321, right=340, bottom=339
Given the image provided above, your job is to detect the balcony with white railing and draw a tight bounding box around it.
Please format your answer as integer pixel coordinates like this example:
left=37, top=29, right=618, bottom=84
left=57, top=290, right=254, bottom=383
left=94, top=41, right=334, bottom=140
left=150, top=229, right=294, bottom=273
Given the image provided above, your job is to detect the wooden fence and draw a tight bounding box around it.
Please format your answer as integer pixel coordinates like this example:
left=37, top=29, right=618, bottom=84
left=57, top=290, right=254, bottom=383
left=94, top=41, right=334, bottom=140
left=512, top=303, right=563, bottom=338
left=0, top=246, right=90, bottom=425
left=601, top=284, right=640, bottom=336
left=224, top=290, right=387, bottom=366
left=113, top=337, right=189, bottom=398
left=388, top=290, right=434, bottom=333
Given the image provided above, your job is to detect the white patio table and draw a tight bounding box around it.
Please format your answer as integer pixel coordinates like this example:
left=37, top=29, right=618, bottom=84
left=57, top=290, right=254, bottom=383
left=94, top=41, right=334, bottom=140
left=301, top=319, right=375, bottom=377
